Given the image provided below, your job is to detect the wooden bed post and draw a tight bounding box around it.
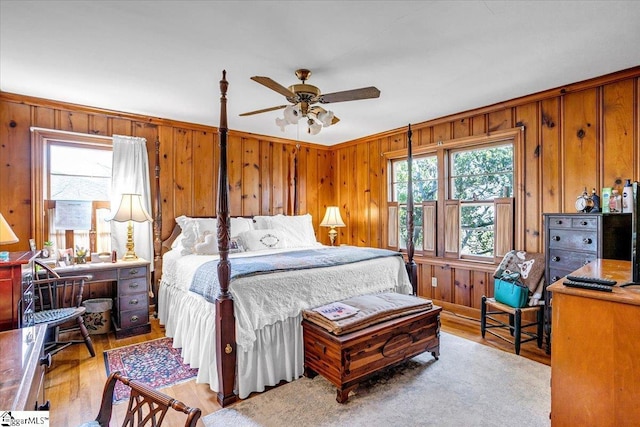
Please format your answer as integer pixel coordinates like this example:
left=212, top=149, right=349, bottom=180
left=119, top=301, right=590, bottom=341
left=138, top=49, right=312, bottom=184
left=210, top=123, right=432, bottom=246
left=406, top=124, right=418, bottom=295
left=215, top=70, right=238, bottom=407
left=153, top=136, right=162, bottom=307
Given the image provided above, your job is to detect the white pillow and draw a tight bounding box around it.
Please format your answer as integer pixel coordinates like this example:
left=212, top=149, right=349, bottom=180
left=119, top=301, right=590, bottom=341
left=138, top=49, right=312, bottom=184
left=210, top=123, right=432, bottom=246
left=230, top=217, right=254, bottom=237
left=252, top=215, right=272, bottom=230
left=239, top=229, right=286, bottom=251
left=175, top=216, right=217, bottom=255
left=267, top=214, right=319, bottom=248
left=170, top=232, right=184, bottom=249
left=194, top=233, right=217, bottom=255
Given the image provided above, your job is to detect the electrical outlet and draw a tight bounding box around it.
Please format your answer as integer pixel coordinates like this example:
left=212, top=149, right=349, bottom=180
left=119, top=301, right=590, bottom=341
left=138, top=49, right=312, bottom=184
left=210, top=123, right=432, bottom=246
left=431, top=277, right=437, bottom=287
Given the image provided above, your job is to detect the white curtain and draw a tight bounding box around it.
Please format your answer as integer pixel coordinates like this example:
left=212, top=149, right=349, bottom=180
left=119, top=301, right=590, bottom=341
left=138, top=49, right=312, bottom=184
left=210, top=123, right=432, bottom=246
left=110, top=135, right=153, bottom=270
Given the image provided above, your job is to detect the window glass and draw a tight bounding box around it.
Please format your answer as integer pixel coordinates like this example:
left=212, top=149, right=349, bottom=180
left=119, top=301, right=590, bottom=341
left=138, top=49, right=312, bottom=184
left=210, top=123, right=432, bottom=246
left=49, top=145, right=112, bottom=201
left=450, top=144, right=513, bottom=200
left=391, top=155, right=437, bottom=249
left=460, top=203, right=495, bottom=257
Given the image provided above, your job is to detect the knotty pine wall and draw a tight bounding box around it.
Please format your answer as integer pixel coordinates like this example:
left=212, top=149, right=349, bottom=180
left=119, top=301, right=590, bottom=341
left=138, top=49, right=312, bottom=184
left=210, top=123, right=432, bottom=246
left=331, top=67, right=639, bottom=316
left=0, top=93, right=335, bottom=255
left=1, top=66, right=639, bottom=317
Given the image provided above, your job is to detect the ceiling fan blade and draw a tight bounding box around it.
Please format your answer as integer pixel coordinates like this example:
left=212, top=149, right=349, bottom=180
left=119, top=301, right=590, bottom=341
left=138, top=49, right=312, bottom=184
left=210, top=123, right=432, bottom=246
left=319, top=86, right=380, bottom=104
left=251, top=76, right=296, bottom=98
left=239, top=105, right=289, bottom=116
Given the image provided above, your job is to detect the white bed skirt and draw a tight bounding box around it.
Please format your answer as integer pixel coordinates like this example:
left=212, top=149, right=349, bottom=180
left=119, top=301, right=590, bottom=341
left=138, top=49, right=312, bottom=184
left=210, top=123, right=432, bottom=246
left=158, top=280, right=304, bottom=399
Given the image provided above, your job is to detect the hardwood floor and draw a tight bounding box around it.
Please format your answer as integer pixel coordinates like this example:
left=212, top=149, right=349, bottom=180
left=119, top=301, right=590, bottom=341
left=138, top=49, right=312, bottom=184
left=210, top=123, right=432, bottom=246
left=45, top=310, right=550, bottom=426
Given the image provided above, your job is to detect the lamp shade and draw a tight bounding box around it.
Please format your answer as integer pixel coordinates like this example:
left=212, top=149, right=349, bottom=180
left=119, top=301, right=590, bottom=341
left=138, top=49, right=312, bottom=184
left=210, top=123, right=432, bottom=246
left=111, top=194, right=152, bottom=223
left=320, top=206, right=346, bottom=228
left=0, top=213, right=19, bottom=244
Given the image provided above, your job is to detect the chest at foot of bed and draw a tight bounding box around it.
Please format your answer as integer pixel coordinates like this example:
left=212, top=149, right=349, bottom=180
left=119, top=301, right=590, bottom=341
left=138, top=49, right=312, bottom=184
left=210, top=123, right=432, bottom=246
left=302, top=305, right=441, bottom=403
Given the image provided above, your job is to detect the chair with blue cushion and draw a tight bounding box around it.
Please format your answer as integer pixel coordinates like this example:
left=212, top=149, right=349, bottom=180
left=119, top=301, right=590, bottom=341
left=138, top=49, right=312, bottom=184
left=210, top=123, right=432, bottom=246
left=480, top=250, right=546, bottom=355
left=32, top=258, right=95, bottom=357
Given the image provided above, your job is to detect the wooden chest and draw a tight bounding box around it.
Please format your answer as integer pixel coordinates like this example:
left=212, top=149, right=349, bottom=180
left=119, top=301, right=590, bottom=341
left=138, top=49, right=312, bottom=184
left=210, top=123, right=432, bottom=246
left=302, top=305, right=441, bottom=403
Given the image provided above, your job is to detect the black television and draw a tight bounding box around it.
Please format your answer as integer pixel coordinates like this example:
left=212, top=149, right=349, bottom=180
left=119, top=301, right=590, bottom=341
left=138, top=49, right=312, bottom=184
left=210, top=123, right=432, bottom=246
left=632, top=181, right=639, bottom=283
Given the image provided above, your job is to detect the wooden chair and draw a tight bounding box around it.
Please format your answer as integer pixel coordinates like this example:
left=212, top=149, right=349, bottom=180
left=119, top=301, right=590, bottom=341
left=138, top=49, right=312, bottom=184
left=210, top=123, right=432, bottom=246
left=480, top=251, right=546, bottom=355
left=80, top=371, right=201, bottom=427
left=32, top=259, right=95, bottom=357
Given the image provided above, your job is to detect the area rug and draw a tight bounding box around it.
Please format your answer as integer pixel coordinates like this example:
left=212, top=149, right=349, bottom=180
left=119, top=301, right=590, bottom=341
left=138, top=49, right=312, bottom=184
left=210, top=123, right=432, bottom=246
left=103, top=337, right=198, bottom=402
left=202, top=332, right=550, bottom=427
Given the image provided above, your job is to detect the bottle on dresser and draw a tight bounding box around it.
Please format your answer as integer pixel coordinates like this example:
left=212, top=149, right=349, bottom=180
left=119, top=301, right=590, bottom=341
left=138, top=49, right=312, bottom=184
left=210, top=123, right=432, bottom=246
left=610, top=189, right=622, bottom=213
left=602, top=187, right=611, bottom=213
left=622, top=179, right=635, bottom=214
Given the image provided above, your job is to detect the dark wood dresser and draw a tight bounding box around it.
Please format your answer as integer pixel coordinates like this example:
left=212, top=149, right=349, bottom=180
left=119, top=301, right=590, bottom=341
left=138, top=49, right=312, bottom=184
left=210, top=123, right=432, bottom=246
left=0, top=323, right=50, bottom=410
left=542, top=212, right=632, bottom=351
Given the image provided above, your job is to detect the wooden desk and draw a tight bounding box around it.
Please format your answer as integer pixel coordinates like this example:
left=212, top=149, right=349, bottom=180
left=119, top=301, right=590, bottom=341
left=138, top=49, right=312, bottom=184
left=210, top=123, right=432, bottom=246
left=53, top=259, right=151, bottom=338
left=548, top=259, right=639, bottom=427
left=0, top=323, right=49, bottom=410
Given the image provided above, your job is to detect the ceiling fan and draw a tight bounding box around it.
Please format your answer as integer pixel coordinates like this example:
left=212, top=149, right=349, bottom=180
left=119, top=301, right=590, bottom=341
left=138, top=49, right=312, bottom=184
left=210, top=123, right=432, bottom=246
left=240, top=69, right=380, bottom=135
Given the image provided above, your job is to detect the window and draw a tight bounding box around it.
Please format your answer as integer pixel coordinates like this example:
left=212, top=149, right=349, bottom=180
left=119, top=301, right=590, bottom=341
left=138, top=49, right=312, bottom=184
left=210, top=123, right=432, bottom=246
left=31, top=128, right=113, bottom=254
left=450, top=144, right=513, bottom=259
left=386, top=129, right=519, bottom=261
left=47, top=142, right=113, bottom=253
left=390, top=155, right=438, bottom=250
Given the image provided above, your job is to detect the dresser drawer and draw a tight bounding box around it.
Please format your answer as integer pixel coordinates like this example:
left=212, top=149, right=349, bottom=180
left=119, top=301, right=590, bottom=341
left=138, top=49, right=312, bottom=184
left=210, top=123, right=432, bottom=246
left=118, top=293, right=146, bottom=312
left=548, top=229, right=597, bottom=251
left=118, top=308, right=149, bottom=329
left=118, top=277, right=147, bottom=295
left=546, top=216, right=573, bottom=229
left=119, top=266, right=147, bottom=279
left=571, top=217, right=597, bottom=229
left=548, top=249, right=596, bottom=273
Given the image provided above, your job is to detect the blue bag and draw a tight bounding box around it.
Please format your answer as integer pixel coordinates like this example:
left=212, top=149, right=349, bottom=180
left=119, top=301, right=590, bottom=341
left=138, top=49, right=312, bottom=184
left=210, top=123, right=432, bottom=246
left=494, top=274, right=529, bottom=308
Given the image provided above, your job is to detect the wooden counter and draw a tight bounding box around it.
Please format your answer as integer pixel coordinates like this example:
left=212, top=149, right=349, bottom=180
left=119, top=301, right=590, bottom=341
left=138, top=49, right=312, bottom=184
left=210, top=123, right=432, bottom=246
left=0, top=323, right=48, bottom=410
left=548, top=259, right=639, bottom=426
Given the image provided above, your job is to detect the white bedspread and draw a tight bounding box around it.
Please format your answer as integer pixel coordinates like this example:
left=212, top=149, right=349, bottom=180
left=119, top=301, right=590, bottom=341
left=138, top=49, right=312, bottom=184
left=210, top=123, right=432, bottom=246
left=158, top=245, right=412, bottom=398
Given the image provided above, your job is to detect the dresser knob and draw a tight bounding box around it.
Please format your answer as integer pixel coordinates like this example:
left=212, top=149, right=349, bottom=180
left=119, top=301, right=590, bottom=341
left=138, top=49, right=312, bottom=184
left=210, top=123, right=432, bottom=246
left=40, top=353, right=52, bottom=368
left=129, top=282, right=139, bottom=289
left=580, top=221, right=587, bottom=226
left=129, top=269, right=138, bottom=275
left=552, top=236, right=560, bottom=241
left=552, top=256, right=560, bottom=262
left=129, top=299, right=139, bottom=305
left=583, top=238, right=592, bottom=244
left=555, top=220, right=563, bottom=224
left=131, top=315, right=139, bottom=323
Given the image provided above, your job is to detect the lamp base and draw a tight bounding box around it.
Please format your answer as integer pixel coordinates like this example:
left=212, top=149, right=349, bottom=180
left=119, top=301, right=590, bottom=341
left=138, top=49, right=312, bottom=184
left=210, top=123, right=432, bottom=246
left=328, top=227, right=338, bottom=246
left=122, top=220, right=138, bottom=261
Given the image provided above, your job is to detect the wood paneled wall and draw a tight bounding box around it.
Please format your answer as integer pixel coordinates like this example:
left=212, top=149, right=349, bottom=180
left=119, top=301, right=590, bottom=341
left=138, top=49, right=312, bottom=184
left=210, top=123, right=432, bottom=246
left=0, top=93, right=335, bottom=254
left=1, top=66, right=639, bottom=316
left=332, top=67, right=639, bottom=315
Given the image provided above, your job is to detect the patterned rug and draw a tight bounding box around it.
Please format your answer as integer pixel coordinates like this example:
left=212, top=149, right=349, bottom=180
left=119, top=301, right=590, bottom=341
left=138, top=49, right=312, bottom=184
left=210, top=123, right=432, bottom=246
left=103, top=337, right=198, bottom=402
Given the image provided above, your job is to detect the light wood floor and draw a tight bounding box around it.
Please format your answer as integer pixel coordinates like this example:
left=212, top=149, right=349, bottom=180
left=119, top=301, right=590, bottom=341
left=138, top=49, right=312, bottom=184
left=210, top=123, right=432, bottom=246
left=45, top=310, right=550, bottom=426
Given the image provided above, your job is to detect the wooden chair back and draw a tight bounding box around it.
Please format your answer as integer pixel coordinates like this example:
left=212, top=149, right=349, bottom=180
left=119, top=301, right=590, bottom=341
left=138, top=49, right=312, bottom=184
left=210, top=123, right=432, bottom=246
left=92, top=371, right=201, bottom=427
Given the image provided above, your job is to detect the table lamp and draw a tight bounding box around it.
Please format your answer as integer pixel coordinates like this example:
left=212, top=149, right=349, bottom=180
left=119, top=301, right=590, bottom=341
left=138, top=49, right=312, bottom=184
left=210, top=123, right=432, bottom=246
left=0, top=212, right=19, bottom=261
left=110, top=194, right=152, bottom=261
left=320, top=206, right=346, bottom=246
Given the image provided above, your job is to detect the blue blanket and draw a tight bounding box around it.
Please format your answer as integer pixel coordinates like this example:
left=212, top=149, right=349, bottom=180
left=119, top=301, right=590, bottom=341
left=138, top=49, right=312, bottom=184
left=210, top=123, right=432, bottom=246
left=189, top=246, right=402, bottom=303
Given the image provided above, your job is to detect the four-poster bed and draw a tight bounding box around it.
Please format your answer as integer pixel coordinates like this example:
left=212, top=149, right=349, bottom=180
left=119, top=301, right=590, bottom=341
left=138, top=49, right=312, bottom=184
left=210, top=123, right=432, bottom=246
left=154, top=71, right=418, bottom=407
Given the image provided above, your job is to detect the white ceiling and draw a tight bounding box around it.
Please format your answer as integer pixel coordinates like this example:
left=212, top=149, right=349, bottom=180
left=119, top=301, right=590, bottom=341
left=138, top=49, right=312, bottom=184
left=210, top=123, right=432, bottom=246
left=2, top=1, right=640, bottom=146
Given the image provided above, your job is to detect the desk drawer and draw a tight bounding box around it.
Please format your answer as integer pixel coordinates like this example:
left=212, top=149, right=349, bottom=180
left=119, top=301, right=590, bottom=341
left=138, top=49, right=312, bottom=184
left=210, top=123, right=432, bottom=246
left=118, top=308, right=149, bottom=329
left=119, top=277, right=147, bottom=295
left=548, top=230, right=597, bottom=251
left=119, top=266, right=147, bottom=279
left=118, top=293, right=146, bottom=311
left=84, top=269, right=118, bottom=282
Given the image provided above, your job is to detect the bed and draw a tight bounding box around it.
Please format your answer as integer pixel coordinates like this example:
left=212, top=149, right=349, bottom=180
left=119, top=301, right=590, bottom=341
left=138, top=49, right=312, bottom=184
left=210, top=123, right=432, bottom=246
left=154, top=71, right=418, bottom=406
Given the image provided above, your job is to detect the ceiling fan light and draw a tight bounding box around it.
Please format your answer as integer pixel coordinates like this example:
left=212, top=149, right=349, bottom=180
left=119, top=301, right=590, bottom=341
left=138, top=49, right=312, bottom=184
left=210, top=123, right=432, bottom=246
left=275, top=117, right=288, bottom=131
left=308, top=120, right=322, bottom=135
left=283, top=105, right=301, bottom=124
left=318, top=110, right=335, bottom=127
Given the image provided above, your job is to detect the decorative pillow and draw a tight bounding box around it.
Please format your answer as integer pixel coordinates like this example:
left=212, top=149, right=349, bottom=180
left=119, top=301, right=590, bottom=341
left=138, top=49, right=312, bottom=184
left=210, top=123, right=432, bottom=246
left=175, top=216, right=217, bottom=255
left=194, top=232, right=217, bottom=255
left=239, top=229, right=286, bottom=251
left=252, top=215, right=272, bottom=230
left=267, top=214, right=319, bottom=248
left=230, top=237, right=245, bottom=254
left=170, top=232, right=184, bottom=249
